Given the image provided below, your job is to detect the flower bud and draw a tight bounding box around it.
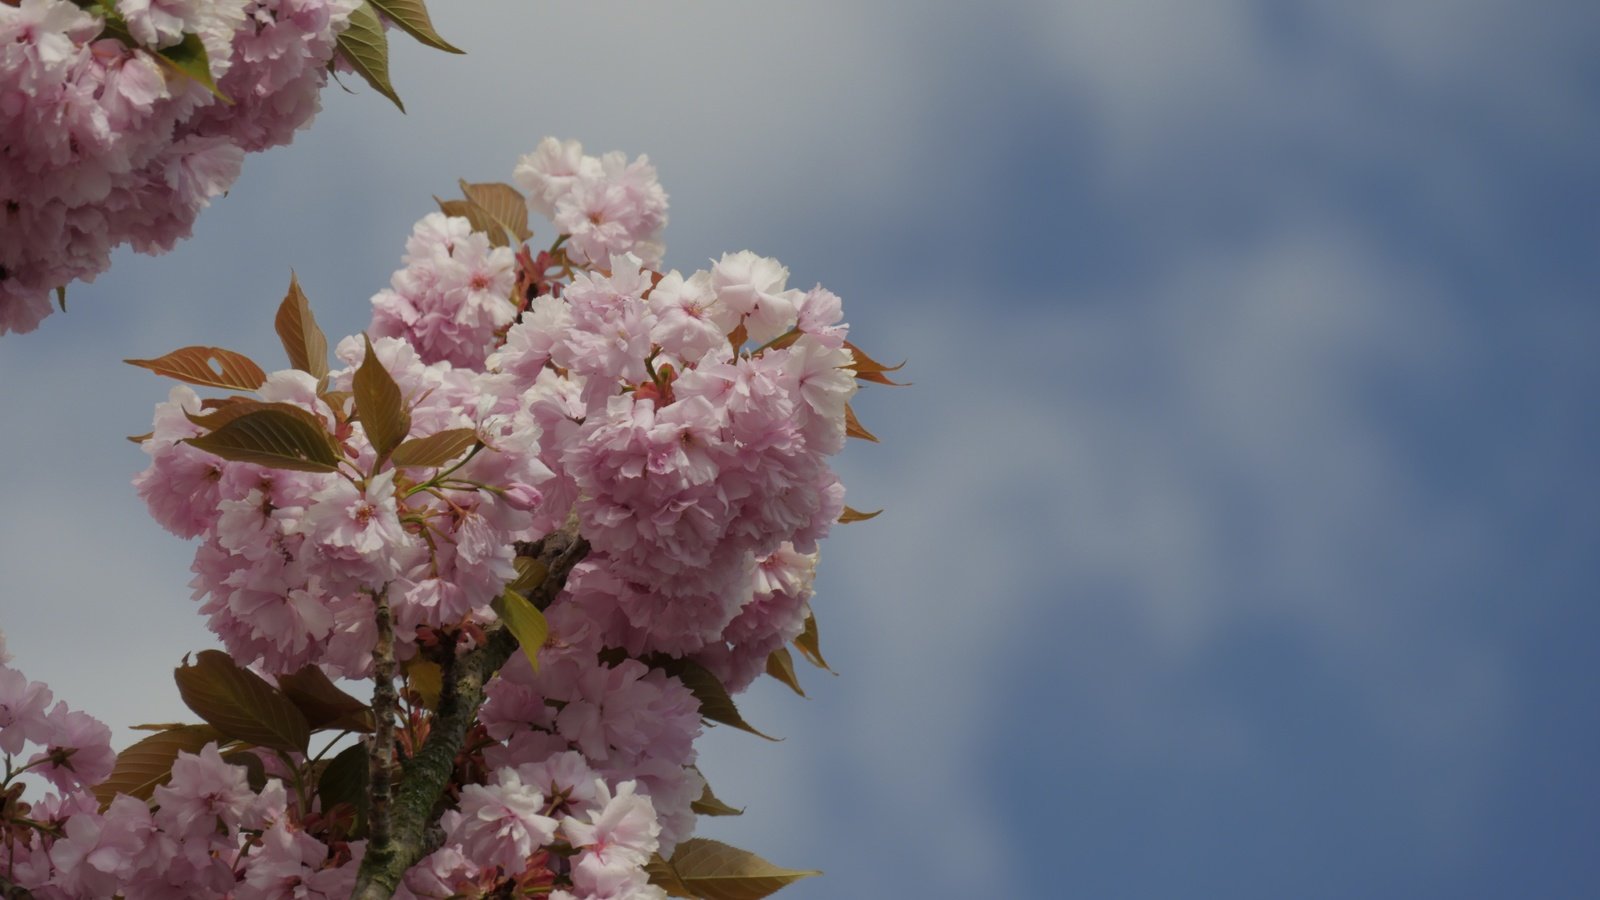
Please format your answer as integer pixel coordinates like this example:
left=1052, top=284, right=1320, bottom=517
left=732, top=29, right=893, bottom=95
left=502, top=482, right=543, bottom=512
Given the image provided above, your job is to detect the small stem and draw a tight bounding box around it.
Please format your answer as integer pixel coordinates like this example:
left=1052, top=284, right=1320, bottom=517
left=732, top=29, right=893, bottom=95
left=751, top=327, right=801, bottom=355
left=273, top=750, right=308, bottom=818
left=402, top=443, right=487, bottom=498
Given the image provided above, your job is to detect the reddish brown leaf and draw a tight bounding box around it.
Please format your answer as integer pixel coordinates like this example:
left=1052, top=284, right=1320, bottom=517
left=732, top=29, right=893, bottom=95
left=673, top=661, right=778, bottom=741
left=842, top=340, right=908, bottom=386
left=459, top=180, right=533, bottom=246
left=354, top=334, right=410, bottom=462
left=92, top=724, right=223, bottom=806
left=175, top=651, right=310, bottom=753
left=389, top=427, right=479, bottom=468
left=125, top=346, right=267, bottom=391
left=278, top=665, right=373, bottom=732
left=838, top=506, right=882, bottom=524
left=185, top=404, right=341, bottom=473
left=647, top=839, right=819, bottom=900
left=689, top=769, right=745, bottom=816
left=793, top=610, right=834, bottom=673
left=843, top=404, right=878, bottom=442
left=764, top=647, right=805, bottom=697
left=275, top=272, right=329, bottom=380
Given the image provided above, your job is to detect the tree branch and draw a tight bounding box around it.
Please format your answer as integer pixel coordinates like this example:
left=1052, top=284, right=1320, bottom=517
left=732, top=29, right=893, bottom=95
left=366, top=587, right=397, bottom=862
left=349, top=519, right=589, bottom=900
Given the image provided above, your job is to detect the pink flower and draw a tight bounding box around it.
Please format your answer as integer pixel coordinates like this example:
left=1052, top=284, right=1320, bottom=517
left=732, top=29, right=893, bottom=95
left=444, top=770, right=559, bottom=875
left=369, top=212, right=518, bottom=368
left=152, top=743, right=255, bottom=837
left=514, top=137, right=600, bottom=219
left=46, top=795, right=155, bottom=898
left=648, top=269, right=727, bottom=362
left=0, top=665, right=54, bottom=754
left=710, top=251, right=801, bottom=345
left=119, top=0, right=207, bottom=50
left=286, top=470, right=414, bottom=583
left=27, top=703, right=114, bottom=790
left=562, top=779, right=660, bottom=869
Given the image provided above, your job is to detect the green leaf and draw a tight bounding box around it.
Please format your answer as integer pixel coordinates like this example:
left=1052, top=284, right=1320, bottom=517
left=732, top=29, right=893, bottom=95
left=674, top=661, right=778, bottom=741
left=492, top=588, right=549, bottom=674
left=646, top=839, right=820, bottom=900
left=354, top=335, right=410, bottom=463
left=389, top=428, right=479, bottom=468
left=764, top=648, right=805, bottom=697
left=278, top=665, right=374, bottom=733
left=403, top=658, right=441, bottom=709
left=92, top=724, right=223, bottom=806
left=275, top=272, right=329, bottom=380
left=152, top=33, right=230, bottom=103
left=185, top=403, right=341, bottom=473
left=507, top=556, right=548, bottom=596
left=54, top=285, right=66, bottom=312
left=316, top=742, right=370, bottom=836
left=689, top=769, right=744, bottom=817
left=125, top=346, right=267, bottom=391
left=336, top=2, right=403, bottom=112
left=174, top=650, right=311, bottom=754
left=368, top=0, right=463, bottom=53
left=792, top=610, right=834, bottom=673
left=838, top=506, right=882, bottom=524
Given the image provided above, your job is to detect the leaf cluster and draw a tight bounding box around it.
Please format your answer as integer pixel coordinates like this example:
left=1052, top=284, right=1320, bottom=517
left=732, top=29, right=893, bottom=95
left=335, top=0, right=462, bottom=112
left=130, top=276, right=490, bottom=485
left=95, top=652, right=372, bottom=810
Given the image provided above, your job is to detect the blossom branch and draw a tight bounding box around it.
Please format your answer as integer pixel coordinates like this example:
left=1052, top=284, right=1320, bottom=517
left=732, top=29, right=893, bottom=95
left=367, top=586, right=397, bottom=869
left=350, top=519, right=589, bottom=900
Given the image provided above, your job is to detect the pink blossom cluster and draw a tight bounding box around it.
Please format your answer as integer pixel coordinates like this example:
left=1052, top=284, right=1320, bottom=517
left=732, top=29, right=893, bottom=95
left=513, top=138, right=669, bottom=269
left=134, top=337, right=557, bottom=678
left=0, top=634, right=115, bottom=796
left=0, top=0, right=361, bottom=335
left=407, top=752, right=668, bottom=898
left=526, top=255, right=851, bottom=663
left=46, top=140, right=861, bottom=896
left=369, top=212, right=519, bottom=368
left=0, top=641, right=674, bottom=899
left=8, top=740, right=366, bottom=898
left=7, top=737, right=669, bottom=899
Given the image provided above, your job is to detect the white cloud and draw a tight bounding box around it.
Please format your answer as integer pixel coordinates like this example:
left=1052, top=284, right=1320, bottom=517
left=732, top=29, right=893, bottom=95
left=686, top=219, right=1508, bottom=890
left=1015, top=0, right=1598, bottom=194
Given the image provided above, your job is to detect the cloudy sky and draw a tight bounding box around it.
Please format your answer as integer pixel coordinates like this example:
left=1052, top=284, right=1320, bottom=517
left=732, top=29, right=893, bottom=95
left=4, top=1, right=1599, bottom=897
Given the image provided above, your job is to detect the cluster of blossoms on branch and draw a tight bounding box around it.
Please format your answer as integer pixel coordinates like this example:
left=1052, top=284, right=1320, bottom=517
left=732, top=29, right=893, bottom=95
left=0, top=139, right=896, bottom=899
left=0, top=0, right=456, bottom=335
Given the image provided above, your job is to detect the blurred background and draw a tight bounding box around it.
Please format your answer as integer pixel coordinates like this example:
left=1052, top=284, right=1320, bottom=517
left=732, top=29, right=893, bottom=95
left=3, top=1, right=1598, bottom=896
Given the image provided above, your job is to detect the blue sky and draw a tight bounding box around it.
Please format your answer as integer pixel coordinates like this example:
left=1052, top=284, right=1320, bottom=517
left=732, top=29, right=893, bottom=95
left=2, top=2, right=1598, bottom=897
